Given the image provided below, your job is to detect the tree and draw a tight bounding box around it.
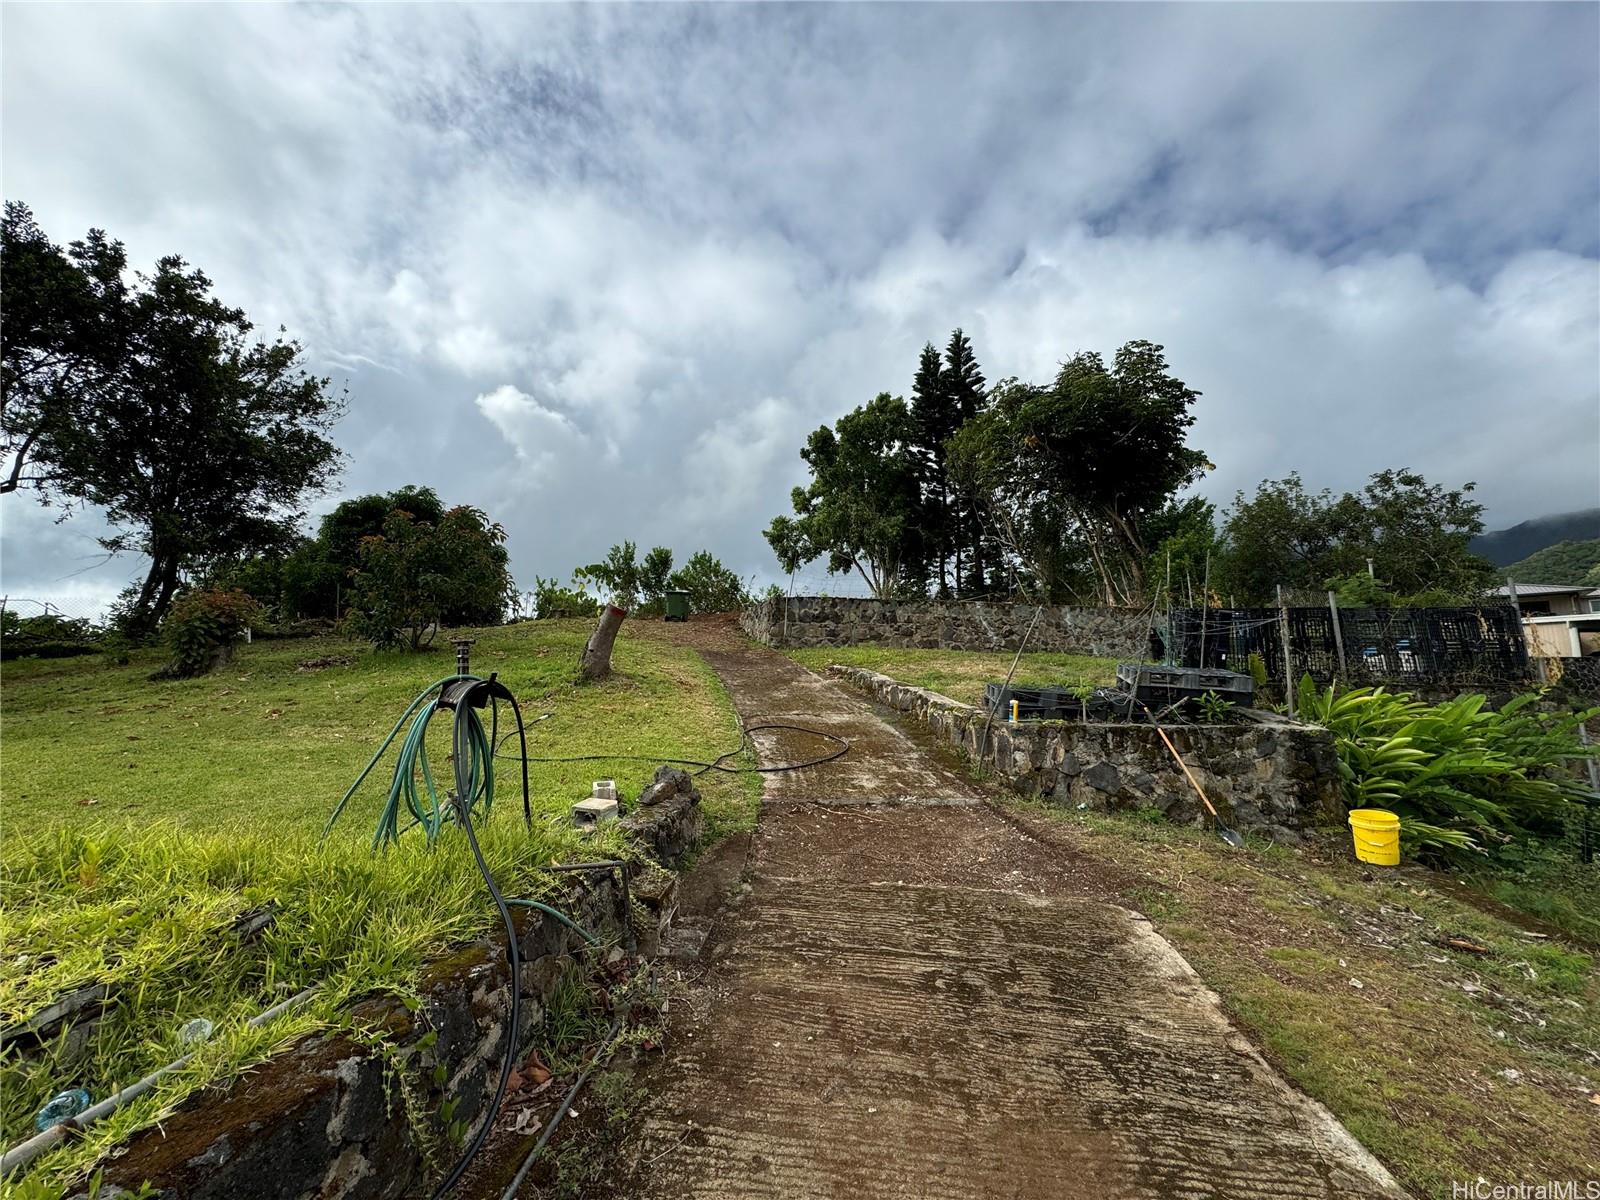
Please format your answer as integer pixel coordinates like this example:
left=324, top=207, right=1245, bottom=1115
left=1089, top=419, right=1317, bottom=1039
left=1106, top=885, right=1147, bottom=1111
left=940, top=329, right=991, bottom=594
left=1, top=202, right=129, bottom=498
left=1355, top=469, right=1495, bottom=600
left=951, top=342, right=1208, bottom=605
left=1212, top=474, right=1349, bottom=603
left=907, top=341, right=957, bottom=594
left=764, top=393, right=923, bottom=600
left=1143, top=496, right=1223, bottom=607
left=575, top=542, right=644, bottom=610
left=345, top=505, right=514, bottom=650
left=668, top=550, right=748, bottom=613
left=639, top=546, right=675, bottom=611
left=270, top=486, right=451, bottom=622
left=948, top=378, right=1076, bottom=600
left=1217, top=469, right=1495, bottom=605
left=2, top=207, right=345, bottom=637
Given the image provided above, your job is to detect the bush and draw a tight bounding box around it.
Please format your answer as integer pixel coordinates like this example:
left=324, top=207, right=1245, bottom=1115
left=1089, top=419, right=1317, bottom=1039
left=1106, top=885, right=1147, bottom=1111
left=0, top=613, right=104, bottom=661
left=160, top=589, right=265, bottom=678
left=667, top=550, right=749, bottom=614
left=1295, top=675, right=1598, bottom=860
left=531, top=576, right=600, bottom=620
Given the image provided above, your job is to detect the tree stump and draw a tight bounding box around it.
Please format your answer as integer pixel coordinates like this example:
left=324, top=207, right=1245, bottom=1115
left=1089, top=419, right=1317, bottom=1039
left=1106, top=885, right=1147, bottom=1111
left=579, top=605, right=628, bottom=680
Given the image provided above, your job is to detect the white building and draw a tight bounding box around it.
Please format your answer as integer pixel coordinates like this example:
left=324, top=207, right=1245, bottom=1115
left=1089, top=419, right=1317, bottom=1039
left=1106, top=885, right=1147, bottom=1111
left=1491, top=582, right=1600, bottom=658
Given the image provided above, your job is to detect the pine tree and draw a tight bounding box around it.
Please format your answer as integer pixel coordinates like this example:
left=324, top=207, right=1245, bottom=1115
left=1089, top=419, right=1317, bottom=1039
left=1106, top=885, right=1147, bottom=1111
left=908, top=342, right=956, bottom=594
left=941, top=329, right=991, bottom=595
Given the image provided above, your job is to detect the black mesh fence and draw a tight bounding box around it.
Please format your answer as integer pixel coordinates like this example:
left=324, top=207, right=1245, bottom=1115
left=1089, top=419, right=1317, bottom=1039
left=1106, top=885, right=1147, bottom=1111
left=1167, top=604, right=1531, bottom=691
left=1544, top=656, right=1600, bottom=700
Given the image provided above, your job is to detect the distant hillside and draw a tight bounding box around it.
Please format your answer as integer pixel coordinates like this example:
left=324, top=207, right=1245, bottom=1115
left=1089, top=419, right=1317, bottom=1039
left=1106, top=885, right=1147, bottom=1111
left=1471, top=508, right=1600, bottom=567
left=1503, top=539, right=1600, bottom=586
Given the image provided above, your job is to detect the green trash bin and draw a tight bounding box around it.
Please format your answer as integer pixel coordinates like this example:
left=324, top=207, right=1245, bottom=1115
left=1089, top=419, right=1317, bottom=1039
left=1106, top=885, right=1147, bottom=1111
left=663, top=590, right=691, bottom=622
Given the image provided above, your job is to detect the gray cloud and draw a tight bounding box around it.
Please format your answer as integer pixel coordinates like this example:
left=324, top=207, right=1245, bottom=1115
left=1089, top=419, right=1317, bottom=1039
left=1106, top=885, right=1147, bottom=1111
left=2, top=3, right=1596, bottom=610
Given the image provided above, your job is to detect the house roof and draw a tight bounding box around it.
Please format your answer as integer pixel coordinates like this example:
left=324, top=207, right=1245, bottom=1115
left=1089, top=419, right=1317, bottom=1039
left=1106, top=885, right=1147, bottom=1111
left=1491, top=582, right=1600, bottom=598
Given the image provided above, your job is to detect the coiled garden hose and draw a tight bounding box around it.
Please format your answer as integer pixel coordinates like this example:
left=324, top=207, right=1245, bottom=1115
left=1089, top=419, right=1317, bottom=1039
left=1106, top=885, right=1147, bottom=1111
left=323, top=674, right=532, bottom=849
left=328, top=673, right=607, bottom=1198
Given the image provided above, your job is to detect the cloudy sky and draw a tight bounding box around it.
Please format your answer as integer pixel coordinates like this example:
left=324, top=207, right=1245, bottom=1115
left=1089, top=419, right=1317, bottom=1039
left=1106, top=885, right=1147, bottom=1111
left=3, top=2, right=1597, bottom=612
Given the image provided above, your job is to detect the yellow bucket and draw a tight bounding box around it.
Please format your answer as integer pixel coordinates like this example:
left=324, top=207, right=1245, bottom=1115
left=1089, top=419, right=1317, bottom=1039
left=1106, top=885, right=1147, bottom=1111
left=1347, top=808, right=1401, bottom=866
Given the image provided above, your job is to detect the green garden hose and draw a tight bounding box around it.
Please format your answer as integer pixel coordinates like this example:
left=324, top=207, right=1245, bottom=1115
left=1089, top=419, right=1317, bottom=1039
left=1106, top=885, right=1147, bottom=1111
left=322, top=675, right=498, bottom=849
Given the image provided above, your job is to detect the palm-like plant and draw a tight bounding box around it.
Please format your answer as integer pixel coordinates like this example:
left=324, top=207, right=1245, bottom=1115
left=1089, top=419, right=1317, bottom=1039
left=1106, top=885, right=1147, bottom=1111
left=1295, top=676, right=1597, bottom=859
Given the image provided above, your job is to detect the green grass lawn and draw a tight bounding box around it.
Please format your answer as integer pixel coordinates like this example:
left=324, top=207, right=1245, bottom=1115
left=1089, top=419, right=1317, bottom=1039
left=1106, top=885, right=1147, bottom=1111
left=785, top=645, right=1117, bottom=707
left=4, top=618, right=757, bottom=840
left=0, top=619, right=759, bottom=1191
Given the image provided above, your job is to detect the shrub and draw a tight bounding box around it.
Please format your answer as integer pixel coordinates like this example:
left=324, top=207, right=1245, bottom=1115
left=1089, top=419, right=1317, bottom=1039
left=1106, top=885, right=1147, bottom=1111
left=1295, top=675, right=1598, bottom=860
left=667, top=550, right=749, bottom=614
left=0, top=613, right=104, bottom=661
left=160, top=590, right=265, bottom=677
left=531, top=576, right=601, bottom=620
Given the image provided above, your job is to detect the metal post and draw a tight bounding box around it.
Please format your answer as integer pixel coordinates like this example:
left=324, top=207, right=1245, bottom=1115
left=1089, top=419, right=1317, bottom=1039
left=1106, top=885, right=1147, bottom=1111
left=452, top=638, right=474, bottom=677
left=1163, top=550, right=1172, bottom=665
left=1276, top=584, right=1294, bottom=706
left=1198, top=551, right=1211, bottom=669
left=1579, top=725, right=1598, bottom=865
left=1327, top=590, right=1347, bottom=679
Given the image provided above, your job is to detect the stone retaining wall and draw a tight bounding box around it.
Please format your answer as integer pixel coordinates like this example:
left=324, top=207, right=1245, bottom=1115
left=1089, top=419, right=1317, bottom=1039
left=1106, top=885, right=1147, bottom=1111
left=830, top=666, right=1343, bottom=839
left=740, top=596, right=1149, bottom=657
left=89, top=772, right=704, bottom=1200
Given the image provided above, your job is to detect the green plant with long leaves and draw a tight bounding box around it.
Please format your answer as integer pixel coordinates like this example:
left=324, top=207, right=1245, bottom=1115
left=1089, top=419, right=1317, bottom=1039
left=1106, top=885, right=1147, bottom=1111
left=1295, top=675, right=1598, bottom=859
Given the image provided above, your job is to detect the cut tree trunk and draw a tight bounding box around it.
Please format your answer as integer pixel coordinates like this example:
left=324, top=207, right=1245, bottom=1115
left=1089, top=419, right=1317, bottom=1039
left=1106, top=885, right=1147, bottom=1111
left=579, top=604, right=628, bottom=680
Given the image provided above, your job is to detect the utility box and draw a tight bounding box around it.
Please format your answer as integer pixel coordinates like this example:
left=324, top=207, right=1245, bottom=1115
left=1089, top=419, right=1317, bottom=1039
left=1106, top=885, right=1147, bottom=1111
left=663, top=590, right=691, bottom=622
left=572, top=796, right=619, bottom=831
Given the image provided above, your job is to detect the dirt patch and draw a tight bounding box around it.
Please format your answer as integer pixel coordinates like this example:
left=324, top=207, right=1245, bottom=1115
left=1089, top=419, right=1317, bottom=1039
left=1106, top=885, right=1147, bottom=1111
left=752, top=802, right=1135, bottom=898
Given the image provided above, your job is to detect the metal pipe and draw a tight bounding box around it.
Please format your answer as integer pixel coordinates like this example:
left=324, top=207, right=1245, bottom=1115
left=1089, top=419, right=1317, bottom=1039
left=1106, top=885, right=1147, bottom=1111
left=547, top=860, right=634, bottom=955
left=1, top=988, right=317, bottom=1178
left=498, top=1015, right=623, bottom=1200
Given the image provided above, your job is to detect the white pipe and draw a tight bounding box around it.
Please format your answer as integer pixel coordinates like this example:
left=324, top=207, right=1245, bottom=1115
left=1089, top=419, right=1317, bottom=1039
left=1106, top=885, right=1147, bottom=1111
left=1, top=988, right=316, bottom=1178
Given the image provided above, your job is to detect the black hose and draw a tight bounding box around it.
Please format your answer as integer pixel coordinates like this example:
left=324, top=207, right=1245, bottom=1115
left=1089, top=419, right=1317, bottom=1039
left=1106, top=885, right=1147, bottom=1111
left=493, top=721, right=849, bottom=777
left=431, top=709, right=522, bottom=1200
left=499, top=1014, right=624, bottom=1200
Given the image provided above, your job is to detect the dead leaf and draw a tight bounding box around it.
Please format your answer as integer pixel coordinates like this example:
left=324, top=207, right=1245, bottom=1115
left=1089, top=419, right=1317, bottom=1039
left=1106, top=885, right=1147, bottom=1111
left=522, top=1053, right=551, bottom=1086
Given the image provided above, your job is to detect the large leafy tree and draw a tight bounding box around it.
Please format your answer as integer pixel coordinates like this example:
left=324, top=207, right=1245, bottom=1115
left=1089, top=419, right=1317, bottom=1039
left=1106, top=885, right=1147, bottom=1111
left=1, top=204, right=344, bottom=636
left=1216, top=469, right=1496, bottom=604
left=345, top=505, right=514, bottom=650
left=1, top=202, right=129, bottom=497
left=952, top=341, right=1208, bottom=605
left=764, top=392, right=922, bottom=600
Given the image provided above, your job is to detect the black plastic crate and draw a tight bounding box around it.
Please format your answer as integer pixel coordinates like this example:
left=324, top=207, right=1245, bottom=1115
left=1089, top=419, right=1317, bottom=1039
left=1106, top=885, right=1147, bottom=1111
left=983, top=684, right=1136, bottom=721
left=1114, top=663, right=1254, bottom=705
